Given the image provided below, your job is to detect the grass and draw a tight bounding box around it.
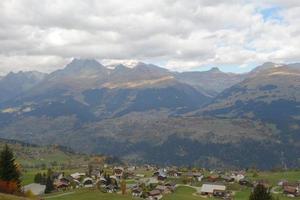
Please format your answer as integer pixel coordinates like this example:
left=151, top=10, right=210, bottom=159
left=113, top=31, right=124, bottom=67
left=0, top=193, right=29, bottom=200
left=247, top=170, right=300, bottom=186
left=43, top=189, right=134, bottom=200
left=162, top=186, right=209, bottom=200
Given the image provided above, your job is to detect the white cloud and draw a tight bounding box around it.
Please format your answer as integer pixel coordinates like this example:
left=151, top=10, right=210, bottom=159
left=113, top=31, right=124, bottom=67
left=0, top=0, right=299, bottom=74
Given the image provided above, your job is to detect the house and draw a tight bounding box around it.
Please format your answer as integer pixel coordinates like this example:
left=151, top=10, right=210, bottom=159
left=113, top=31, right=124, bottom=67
left=213, top=189, right=227, bottom=198
left=278, top=180, right=288, bottom=187
left=70, top=172, right=86, bottom=180
left=167, top=170, right=181, bottom=177
left=155, top=185, right=172, bottom=194
left=154, top=169, right=167, bottom=181
left=136, top=174, right=145, bottom=178
left=200, top=183, right=226, bottom=196
left=283, top=185, right=300, bottom=197
left=132, top=187, right=143, bottom=197
left=148, top=189, right=163, bottom=200
left=164, top=182, right=176, bottom=191
left=55, top=181, right=69, bottom=189
left=51, top=172, right=63, bottom=180
left=230, top=173, right=245, bottom=182
left=23, top=183, right=46, bottom=195
left=106, top=184, right=117, bottom=193
left=253, top=180, right=270, bottom=189
left=113, top=167, right=124, bottom=179
left=90, top=170, right=101, bottom=179
left=207, top=175, right=219, bottom=182
left=239, top=179, right=252, bottom=187
left=82, top=177, right=94, bottom=188
left=193, top=173, right=204, bottom=182
left=127, top=166, right=137, bottom=171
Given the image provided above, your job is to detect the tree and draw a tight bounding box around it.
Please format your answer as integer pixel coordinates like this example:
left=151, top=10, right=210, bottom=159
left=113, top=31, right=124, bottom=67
left=44, top=176, right=54, bottom=194
left=120, top=179, right=126, bottom=195
left=249, top=184, right=274, bottom=200
left=0, top=144, right=21, bottom=192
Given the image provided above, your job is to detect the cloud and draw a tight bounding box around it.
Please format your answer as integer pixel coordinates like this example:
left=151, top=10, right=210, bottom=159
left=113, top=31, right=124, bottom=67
left=0, top=0, right=299, bottom=74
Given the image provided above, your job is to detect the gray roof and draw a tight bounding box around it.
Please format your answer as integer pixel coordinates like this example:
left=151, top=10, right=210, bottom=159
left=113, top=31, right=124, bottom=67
left=23, top=183, right=46, bottom=195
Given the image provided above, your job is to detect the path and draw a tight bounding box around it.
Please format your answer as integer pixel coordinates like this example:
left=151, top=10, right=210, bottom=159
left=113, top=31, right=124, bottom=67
left=271, top=186, right=281, bottom=194
left=44, top=192, right=75, bottom=199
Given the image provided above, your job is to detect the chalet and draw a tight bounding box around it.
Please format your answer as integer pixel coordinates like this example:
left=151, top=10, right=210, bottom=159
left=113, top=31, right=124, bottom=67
left=283, top=185, right=300, bottom=197
left=98, top=177, right=107, bottom=186
left=239, top=179, right=253, bottom=187
left=148, top=189, right=163, bottom=200
left=132, top=187, right=143, bottom=197
left=124, top=171, right=135, bottom=179
left=136, top=174, right=145, bottom=178
left=222, top=175, right=234, bottom=183
left=278, top=180, right=288, bottom=187
left=167, top=170, right=181, bottom=177
left=70, top=172, right=86, bottom=180
left=164, top=182, right=176, bottom=191
left=55, top=181, right=69, bottom=189
left=90, top=170, right=101, bottom=179
left=253, top=180, right=270, bottom=189
left=230, top=173, right=245, bottom=182
left=154, top=169, right=167, bottom=181
left=82, top=177, right=94, bottom=188
left=23, top=183, right=46, bottom=195
left=213, top=189, right=227, bottom=198
left=208, top=175, right=219, bottom=182
left=200, top=183, right=226, bottom=196
left=155, top=185, right=172, bottom=194
left=51, top=172, right=63, bottom=180
left=113, top=167, right=124, bottom=179
left=127, top=166, right=137, bottom=171
left=106, top=184, right=117, bottom=193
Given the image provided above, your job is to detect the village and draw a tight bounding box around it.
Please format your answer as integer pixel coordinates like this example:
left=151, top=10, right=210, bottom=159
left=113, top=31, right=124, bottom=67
left=22, top=163, right=300, bottom=200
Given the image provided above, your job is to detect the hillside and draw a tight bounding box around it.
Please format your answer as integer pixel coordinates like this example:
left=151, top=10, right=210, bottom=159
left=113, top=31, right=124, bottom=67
left=200, top=66, right=300, bottom=138
left=0, top=138, right=107, bottom=169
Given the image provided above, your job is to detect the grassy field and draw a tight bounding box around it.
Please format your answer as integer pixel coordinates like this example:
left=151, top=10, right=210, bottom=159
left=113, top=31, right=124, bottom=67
left=0, top=193, right=29, bottom=200
left=162, top=186, right=212, bottom=200
left=43, top=189, right=134, bottom=200
left=248, top=170, right=300, bottom=185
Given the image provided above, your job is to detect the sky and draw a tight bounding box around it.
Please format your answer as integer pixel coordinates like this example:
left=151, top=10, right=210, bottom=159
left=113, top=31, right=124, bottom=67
left=0, top=0, right=300, bottom=75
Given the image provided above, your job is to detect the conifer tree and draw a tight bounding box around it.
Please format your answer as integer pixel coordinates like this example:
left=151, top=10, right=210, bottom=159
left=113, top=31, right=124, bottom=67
left=44, top=176, right=54, bottom=194
left=249, top=184, right=274, bottom=200
left=0, top=145, right=21, bottom=184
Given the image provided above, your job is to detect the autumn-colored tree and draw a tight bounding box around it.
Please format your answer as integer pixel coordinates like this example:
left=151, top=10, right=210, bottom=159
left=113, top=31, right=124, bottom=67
left=120, top=179, right=126, bottom=195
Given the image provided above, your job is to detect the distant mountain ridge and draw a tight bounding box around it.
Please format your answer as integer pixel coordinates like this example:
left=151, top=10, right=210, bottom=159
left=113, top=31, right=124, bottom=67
left=0, top=59, right=299, bottom=169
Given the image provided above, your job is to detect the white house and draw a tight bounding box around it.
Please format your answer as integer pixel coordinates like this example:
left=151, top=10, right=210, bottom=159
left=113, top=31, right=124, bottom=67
left=23, top=183, right=46, bottom=195
left=200, top=183, right=226, bottom=195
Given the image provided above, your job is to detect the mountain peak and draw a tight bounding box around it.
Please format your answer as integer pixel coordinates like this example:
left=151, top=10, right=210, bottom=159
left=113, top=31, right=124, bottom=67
left=209, top=67, right=221, bottom=73
left=65, top=58, right=104, bottom=71
left=250, top=62, right=281, bottom=75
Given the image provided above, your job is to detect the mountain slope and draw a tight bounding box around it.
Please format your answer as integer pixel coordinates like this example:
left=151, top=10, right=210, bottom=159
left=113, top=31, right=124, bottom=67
left=175, top=67, right=245, bottom=97
left=200, top=65, right=300, bottom=140
left=0, top=71, right=46, bottom=103
left=0, top=59, right=211, bottom=121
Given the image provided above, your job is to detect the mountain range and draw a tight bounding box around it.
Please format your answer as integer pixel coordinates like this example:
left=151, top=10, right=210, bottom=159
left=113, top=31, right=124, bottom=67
left=0, top=59, right=299, bottom=169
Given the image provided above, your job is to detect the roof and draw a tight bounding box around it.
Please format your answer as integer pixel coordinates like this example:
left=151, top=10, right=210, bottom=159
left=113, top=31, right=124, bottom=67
left=284, top=186, right=297, bottom=194
left=149, top=189, right=161, bottom=196
left=82, top=177, right=93, bottom=184
left=201, top=184, right=226, bottom=193
left=23, top=183, right=46, bottom=195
